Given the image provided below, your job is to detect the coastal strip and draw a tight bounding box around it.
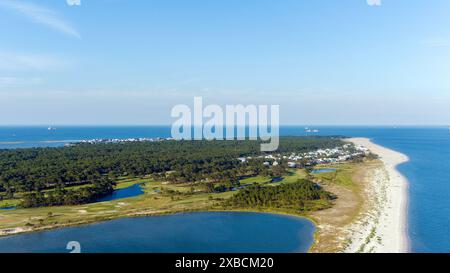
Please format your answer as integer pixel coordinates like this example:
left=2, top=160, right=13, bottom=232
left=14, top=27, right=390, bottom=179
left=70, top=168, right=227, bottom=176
left=0, top=142, right=24, bottom=145
left=344, top=138, right=409, bottom=253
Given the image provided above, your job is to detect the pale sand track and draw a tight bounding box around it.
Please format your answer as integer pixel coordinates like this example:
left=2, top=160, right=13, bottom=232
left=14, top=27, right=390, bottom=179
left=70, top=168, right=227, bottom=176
left=344, top=138, right=409, bottom=253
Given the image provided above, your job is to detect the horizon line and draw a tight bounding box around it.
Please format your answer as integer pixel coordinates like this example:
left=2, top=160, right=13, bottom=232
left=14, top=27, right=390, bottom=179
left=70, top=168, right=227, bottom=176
left=0, top=124, right=448, bottom=127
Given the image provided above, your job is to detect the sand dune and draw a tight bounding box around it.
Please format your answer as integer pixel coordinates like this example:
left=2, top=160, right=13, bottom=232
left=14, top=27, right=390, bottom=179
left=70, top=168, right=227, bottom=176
left=344, top=138, right=409, bottom=253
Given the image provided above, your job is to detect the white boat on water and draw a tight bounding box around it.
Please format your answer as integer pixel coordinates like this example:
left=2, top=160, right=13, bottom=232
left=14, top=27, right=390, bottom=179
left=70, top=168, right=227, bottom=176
left=47, top=126, right=56, bottom=131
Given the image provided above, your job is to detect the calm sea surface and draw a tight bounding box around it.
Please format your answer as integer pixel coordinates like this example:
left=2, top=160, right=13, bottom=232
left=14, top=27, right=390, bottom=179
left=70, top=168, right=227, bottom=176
left=0, top=125, right=449, bottom=252
left=0, top=212, right=315, bottom=253
left=95, top=183, right=144, bottom=203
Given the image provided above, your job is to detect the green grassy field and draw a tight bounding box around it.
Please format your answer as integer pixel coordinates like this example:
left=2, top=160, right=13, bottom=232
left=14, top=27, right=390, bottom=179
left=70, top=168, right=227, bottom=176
left=0, top=176, right=147, bottom=209
left=0, top=164, right=355, bottom=237
left=311, top=163, right=359, bottom=190
left=239, top=175, right=272, bottom=185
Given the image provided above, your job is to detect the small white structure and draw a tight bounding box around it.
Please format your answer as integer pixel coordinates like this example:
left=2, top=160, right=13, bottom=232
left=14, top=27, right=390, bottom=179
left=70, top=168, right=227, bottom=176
left=288, top=162, right=297, bottom=168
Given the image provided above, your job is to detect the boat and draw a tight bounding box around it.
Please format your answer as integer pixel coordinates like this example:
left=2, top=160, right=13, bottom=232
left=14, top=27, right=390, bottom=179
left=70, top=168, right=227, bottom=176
left=305, top=128, right=319, bottom=133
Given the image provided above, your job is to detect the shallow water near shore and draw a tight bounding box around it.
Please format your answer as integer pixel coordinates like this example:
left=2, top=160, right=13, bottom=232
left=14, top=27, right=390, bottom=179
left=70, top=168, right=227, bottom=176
left=0, top=212, right=315, bottom=253
left=1, top=126, right=449, bottom=252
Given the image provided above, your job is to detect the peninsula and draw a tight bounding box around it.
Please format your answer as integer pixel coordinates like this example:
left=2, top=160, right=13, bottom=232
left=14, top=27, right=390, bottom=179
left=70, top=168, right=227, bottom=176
left=0, top=136, right=408, bottom=253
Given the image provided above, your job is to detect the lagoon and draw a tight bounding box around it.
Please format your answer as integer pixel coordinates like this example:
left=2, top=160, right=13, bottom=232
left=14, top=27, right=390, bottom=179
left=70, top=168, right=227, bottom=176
left=0, top=212, right=315, bottom=253
left=95, top=183, right=144, bottom=203
left=311, top=168, right=336, bottom=174
left=0, top=206, right=16, bottom=211
left=0, top=183, right=145, bottom=211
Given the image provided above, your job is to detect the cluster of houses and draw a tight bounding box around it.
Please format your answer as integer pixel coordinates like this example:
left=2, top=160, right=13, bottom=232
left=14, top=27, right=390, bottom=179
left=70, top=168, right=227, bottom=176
left=238, top=144, right=370, bottom=168
left=75, top=137, right=171, bottom=145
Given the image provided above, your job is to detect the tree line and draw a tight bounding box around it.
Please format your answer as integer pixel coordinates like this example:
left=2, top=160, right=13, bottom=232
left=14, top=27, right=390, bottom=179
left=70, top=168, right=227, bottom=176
left=0, top=136, right=344, bottom=207
left=226, top=179, right=334, bottom=211
left=20, top=178, right=115, bottom=208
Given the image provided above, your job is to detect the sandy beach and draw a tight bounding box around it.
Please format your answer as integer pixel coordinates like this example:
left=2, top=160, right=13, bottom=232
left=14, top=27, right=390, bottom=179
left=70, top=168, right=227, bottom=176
left=344, top=138, right=409, bottom=253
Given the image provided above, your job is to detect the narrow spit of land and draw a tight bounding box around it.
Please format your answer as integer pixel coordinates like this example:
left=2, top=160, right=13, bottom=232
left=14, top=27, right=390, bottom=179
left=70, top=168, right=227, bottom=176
left=342, top=138, right=409, bottom=253
left=0, top=137, right=396, bottom=253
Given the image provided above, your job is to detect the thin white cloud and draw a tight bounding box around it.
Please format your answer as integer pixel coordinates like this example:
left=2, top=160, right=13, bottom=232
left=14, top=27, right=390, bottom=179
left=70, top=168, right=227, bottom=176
left=421, top=38, right=450, bottom=48
left=0, top=0, right=80, bottom=39
left=0, top=52, right=66, bottom=71
left=66, top=0, right=81, bottom=6
left=0, top=76, right=44, bottom=86
left=367, top=0, right=382, bottom=6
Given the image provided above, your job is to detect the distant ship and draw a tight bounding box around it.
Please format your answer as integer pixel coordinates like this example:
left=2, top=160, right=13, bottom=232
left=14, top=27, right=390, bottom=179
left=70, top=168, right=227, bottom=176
left=48, top=126, right=56, bottom=131
left=305, top=128, right=319, bottom=133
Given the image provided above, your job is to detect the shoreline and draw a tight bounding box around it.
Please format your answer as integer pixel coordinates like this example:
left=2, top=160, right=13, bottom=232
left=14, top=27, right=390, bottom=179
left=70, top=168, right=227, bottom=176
left=0, top=138, right=410, bottom=253
left=345, top=138, right=409, bottom=253
left=0, top=209, right=317, bottom=247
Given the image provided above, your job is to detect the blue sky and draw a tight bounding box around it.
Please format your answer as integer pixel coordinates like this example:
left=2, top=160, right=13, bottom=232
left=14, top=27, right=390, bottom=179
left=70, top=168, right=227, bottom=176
left=1, top=0, right=450, bottom=125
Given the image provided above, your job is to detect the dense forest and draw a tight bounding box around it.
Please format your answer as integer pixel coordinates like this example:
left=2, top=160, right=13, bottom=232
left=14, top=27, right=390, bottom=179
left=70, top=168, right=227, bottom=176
left=20, top=178, right=115, bottom=208
left=0, top=136, right=344, bottom=207
left=226, top=179, right=334, bottom=211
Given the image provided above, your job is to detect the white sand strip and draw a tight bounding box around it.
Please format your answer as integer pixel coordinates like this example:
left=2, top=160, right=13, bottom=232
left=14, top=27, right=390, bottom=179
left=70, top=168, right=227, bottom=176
left=344, top=138, right=409, bottom=253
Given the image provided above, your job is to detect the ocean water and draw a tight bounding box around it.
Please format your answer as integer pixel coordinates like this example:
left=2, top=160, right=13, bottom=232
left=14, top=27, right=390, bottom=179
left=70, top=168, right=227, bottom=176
left=282, top=126, right=450, bottom=253
left=1, top=125, right=449, bottom=253
left=284, top=126, right=450, bottom=253
left=0, top=126, right=171, bottom=149
left=0, top=212, right=315, bottom=253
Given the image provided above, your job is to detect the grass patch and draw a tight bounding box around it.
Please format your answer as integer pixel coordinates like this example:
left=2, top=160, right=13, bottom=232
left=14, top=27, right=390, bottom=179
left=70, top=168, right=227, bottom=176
left=0, top=199, right=21, bottom=208
left=280, top=169, right=308, bottom=184
left=312, top=163, right=359, bottom=190
left=239, top=176, right=271, bottom=185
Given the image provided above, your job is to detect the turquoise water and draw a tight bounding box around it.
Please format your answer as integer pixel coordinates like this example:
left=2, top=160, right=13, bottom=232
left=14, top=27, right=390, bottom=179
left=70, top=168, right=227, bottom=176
left=1, top=126, right=449, bottom=252
left=0, top=212, right=315, bottom=253
left=0, top=126, right=171, bottom=149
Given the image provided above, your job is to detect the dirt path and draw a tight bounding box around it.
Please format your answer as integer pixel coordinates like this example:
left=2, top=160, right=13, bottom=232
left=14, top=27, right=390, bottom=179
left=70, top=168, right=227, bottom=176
left=309, top=161, right=378, bottom=253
